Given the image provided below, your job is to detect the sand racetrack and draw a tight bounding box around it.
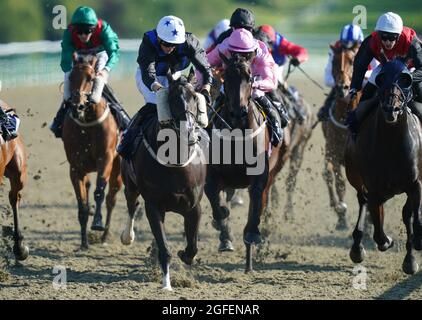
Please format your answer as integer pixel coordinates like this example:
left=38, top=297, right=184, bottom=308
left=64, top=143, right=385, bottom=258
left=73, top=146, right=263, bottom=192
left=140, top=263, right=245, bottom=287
left=0, top=75, right=421, bottom=300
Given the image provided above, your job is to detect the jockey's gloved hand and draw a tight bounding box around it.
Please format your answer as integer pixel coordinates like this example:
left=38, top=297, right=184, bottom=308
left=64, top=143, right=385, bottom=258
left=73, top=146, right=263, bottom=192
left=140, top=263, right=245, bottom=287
left=290, top=57, right=301, bottom=67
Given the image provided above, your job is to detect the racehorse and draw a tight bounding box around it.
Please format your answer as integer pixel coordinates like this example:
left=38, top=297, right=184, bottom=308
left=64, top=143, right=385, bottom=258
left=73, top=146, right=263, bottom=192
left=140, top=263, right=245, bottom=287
left=0, top=104, right=28, bottom=261
left=345, top=59, right=422, bottom=274
left=120, top=69, right=207, bottom=290
left=62, top=53, right=122, bottom=250
left=206, top=53, right=288, bottom=273
left=272, top=78, right=315, bottom=220
left=321, top=44, right=361, bottom=229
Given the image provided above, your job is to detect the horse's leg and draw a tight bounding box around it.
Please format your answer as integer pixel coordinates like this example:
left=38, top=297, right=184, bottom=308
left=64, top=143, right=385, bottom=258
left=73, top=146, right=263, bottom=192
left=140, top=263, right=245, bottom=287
left=409, top=181, right=422, bottom=251
left=322, top=156, right=338, bottom=212
left=402, top=197, right=419, bottom=274
left=70, top=169, right=90, bottom=250
left=368, top=196, right=394, bottom=252
left=91, top=153, right=114, bottom=231
left=244, top=155, right=269, bottom=273
left=333, top=162, right=348, bottom=230
left=145, top=201, right=172, bottom=291
left=178, top=205, right=201, bottom=265
left=284, top=140, right=307, bottom=220
left=86, top=179, right=94, bottom=216
left=120, top=179, right=140, bottom=246
left=204, top=173, right=234, bottom=252
left=5, top=156, right=28, bottom=261
left=102, top=156, right=123, bottom=243
left=349, top=192, right=368, bottom=263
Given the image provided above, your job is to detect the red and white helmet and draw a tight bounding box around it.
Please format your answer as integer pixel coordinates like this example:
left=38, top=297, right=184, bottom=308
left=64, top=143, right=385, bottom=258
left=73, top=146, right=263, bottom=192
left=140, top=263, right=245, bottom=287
left=227, top=28, right=258, bottom=52
left=157, top=15, right=186, bottom=44
left=259, top=25, right=276, bottom=43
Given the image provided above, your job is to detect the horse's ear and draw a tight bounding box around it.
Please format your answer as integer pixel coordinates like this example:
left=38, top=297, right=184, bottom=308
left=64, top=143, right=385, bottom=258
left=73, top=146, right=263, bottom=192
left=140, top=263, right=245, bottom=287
left=329, top=44, right=336, bottom=51
left=166, top=69, right=173, bottom=84
left=73, top=52, right=78, bottom=63
left=219, top=51, right=230, bottom=65
left=187, top=67, right=196, bottom=85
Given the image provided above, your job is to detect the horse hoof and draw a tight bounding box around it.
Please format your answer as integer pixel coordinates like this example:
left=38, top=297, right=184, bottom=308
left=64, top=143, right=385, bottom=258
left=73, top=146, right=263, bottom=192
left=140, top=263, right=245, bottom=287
left=335, top=218, right=348, bottom=231
left=220, top=207, right=230, bottom=219
left=402, top=256, right=419, bottom=275
left=377, top=236, right=394, bottom=252
left=120, top=231, right=135, bottom=246
left=245, top=267, right=254, bottom=274
left=178, top=250, right=195, bottom=265
left=218, top=240, right=234, bottom=252
left=230, top=195, right=244, bottom=208
left=14, top=245, right=29, bottom=261
left=91, top=224, right=105, bottom=232
left=162, top=286, right=173, bottom=292
left=244, top=232, right=262, bottom=245
left=349, top=245, right=366, bottom=263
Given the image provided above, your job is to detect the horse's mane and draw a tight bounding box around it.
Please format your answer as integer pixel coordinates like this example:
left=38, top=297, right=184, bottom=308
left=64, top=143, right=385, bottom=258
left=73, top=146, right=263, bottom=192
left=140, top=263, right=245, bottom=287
left=225, top=55, right=251, bottom=80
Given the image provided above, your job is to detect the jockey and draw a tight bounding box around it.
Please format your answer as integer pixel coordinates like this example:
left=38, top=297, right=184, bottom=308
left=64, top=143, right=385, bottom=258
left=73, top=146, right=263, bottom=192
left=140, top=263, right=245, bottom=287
left=317, top=24, right=368, bottom=121
left=256, top=25, right=309, bottom=83
left=210, top=8, right=255, bottom=50
left=207, top=28, right=287, bottom=146
left=204, top=19, right=230, bottom=53
left=117, top=15, right=212, bottom=158
left=347, top=12, right=422, bottom=135
left=50, top=6, right=130, bottom=138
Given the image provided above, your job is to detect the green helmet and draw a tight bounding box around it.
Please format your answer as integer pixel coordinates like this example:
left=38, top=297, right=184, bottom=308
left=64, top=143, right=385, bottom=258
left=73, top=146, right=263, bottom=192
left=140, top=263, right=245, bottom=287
left=71, top=6, right=98, bottom=26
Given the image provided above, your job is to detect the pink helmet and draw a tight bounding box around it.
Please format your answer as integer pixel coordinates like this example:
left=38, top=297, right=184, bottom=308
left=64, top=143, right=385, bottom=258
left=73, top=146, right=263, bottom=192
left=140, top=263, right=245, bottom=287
left=227, top=28, right=258, bottom=52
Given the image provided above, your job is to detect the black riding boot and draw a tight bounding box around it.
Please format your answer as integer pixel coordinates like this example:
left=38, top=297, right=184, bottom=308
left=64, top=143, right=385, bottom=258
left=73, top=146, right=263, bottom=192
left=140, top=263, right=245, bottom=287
left=0, top=108, right=18, bottom=141
left=117, top=103, right=156, bottom=159
left=50, top=101, right=69, bottom=138
left=317, top=88, right=336, bottom=121
left=409, top=81, right=422, bottom=120
left=255, top=95, right=284, bottom=147
left=102, top=85, right=131, bottom=130
left=346, top=83, right=378, bottom=140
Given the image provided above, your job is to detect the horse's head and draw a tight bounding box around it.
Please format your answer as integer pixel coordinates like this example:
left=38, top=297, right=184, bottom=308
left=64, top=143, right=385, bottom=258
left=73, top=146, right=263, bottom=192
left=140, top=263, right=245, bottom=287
left=220, top=52, right=253, bottom=128
left=69, top=53, right=97, bottom=120
left=376, top=59, right=413, bottom=124
left=331, top=44, right=358, bottom=98
left=166, top=67, right=201, bottom=135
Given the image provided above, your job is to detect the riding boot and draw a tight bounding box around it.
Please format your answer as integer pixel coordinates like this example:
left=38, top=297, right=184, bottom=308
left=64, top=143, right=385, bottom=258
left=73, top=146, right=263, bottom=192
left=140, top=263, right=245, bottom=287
left=50, top=101, right=69, bottom=138
left=409, top=81, right=422, bottom=121
left=317, top=88, right=336, bottom=121
left=0, top=108, right=18, bottom=141
left=255, top=95, right=284, bottom=147
left=102, top=84, right=131, bottom=130
left=117, top=103, right=156, bottom=159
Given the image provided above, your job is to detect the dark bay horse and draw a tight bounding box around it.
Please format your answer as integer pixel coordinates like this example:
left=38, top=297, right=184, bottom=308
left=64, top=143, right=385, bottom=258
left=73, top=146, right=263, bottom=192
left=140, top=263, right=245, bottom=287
left=0, top=103, right=28, bottom=261
left=322, top=45, right=361, bottom=229
left=345, top=59, right=422, bottom=274
left=206, top=54, right=288, bottom=273
left=62, top=54, right=122, bottom=250
left=120, top=69, right=207, bottom=290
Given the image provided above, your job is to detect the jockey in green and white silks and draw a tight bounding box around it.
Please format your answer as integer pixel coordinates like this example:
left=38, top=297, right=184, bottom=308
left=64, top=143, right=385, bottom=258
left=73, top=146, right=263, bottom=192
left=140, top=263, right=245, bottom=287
left=50, top=6, right=128, bottom=138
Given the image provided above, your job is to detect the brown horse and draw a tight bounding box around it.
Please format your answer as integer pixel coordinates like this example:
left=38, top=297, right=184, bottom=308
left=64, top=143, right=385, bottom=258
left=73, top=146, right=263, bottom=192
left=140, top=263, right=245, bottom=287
left=321, top=45, right=361, bottom=229
left=345, top=59, right=422, bottom=274
left=272, top=81, right=315, bottom=220
left=62, top=54, right=122, bottom=250
left=120, top=69, right=207, bottom=290
left=0, top=104, right=28, bottom=261
left=206, top=54, right=288, bottom=273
